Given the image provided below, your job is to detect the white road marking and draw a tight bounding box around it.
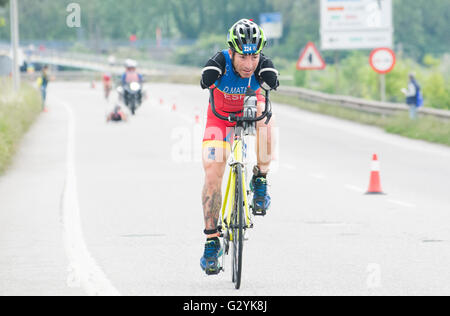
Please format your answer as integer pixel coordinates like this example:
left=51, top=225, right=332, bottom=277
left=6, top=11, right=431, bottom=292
left=386, top=199, right=417, bottom=208
left=59, top=99, right=121, bottom=296
left=345, top=185, right=366, bottom=193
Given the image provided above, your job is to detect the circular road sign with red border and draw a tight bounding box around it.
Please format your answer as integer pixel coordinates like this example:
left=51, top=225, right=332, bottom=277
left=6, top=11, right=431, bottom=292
left=370, top=48, right=396, bottom=74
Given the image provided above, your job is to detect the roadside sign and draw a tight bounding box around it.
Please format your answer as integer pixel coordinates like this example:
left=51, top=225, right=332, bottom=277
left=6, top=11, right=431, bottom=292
left=260, top=12, right=283, bottom=40
left=369, top=47, right=396, bottom=74
left=320, top=0, right=393, bottom=50
left=370, top=47, right=395, bottom=102
left=297, top=42, right=326, bottom=70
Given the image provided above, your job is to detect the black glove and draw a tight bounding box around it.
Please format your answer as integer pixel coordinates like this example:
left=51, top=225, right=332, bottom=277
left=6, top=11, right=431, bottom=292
left=200, top=52, right=226, bottom=89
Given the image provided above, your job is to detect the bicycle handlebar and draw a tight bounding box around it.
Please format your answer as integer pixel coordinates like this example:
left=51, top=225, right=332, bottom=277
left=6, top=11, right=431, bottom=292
left=209, top=87, right=272, bottom=125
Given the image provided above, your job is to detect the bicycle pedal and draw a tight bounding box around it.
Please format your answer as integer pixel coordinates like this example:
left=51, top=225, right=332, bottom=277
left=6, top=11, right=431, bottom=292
left=252, top=209, right=267, bottom=216
left=205, top=268, right=221, bottom=276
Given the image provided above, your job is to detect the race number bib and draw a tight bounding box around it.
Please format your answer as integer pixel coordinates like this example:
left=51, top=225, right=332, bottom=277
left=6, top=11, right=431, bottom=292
left=242, top=44, right=257, bottom=54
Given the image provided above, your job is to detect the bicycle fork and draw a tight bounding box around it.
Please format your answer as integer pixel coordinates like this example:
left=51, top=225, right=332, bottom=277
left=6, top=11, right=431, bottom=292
left=220, top=166, right=251, bottom=232
left=219, top=140, right=252, bottom=234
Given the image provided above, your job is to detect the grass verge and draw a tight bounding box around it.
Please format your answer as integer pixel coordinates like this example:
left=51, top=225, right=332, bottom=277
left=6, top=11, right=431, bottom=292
left=0, top=79, right=42, bottom=175
left=272, top=92, right=450, bottom=147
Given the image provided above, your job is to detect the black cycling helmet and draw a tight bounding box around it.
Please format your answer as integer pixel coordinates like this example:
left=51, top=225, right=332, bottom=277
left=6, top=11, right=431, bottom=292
left=227, top=19, right=267, bottom=55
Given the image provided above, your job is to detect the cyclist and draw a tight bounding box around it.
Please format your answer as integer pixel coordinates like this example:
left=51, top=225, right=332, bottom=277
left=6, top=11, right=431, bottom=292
left=103, top=72, right=113, bottom=100
left=106, top=105, right=127, bottom=122
left=199, top=19, right=279, bottom=274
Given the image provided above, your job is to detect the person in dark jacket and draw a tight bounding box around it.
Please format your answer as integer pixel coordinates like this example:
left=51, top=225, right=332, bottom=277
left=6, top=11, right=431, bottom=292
left=40, top=65, right=50, bottom=111
left=401, top=73, right=421, bottom=120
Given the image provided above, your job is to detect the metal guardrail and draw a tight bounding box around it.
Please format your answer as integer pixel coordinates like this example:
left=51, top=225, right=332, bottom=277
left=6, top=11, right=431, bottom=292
left=16, top=49, right=450, bottom=120
left=21, top=71, right=200, bottom=86
left=29, top=49, right=198, bottom=75
left=276, top=86, right=450, bottom=120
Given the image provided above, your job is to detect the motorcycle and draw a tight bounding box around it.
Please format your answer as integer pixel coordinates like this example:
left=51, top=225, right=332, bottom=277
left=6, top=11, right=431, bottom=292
left=117, top=81, right=142, bottom=115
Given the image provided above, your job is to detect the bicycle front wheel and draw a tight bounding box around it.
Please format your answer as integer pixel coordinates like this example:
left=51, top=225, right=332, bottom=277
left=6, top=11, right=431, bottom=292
left=231, top=164, right=244, bottom=289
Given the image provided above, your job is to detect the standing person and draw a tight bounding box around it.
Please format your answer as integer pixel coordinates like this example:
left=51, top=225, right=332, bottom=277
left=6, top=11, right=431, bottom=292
left=401, top=73, right=421, bottom=120
left=39, top=65, right=50, bottom=111
left=198, top=19, right=279, bottom=275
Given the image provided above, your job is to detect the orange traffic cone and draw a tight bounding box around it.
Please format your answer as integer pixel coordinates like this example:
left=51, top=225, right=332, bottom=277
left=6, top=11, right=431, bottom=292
left=172, top=104, right=177, bottom=111
left=194, top=107, right=201, bottom=124
left=366, top=154, right=385, bottom=195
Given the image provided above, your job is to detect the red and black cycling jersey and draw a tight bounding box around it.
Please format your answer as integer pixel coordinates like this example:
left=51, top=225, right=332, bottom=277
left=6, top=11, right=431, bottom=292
left=202, top=49, right=267, bottom=147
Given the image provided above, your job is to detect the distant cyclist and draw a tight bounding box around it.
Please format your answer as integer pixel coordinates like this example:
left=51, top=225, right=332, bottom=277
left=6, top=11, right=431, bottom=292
left=199, top=19, right=279, bottom=274
left=102, top=72, right=113, bottom=101
left=106, top=105, right=127, bottom=122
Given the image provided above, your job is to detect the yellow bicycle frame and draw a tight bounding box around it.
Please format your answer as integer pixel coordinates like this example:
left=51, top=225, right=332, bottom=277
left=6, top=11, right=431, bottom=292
left=220, top=138, right=251, bottom=234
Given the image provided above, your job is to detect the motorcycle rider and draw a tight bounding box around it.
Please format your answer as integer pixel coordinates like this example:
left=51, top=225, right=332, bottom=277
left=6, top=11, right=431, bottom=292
left=121, top=59, right=143, bottom=107
left=121, top=59, right=143, bottom=85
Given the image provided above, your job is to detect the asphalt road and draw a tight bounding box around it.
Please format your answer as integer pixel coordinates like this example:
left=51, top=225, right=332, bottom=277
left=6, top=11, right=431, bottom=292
left=1, top=82, right=449, bottom=296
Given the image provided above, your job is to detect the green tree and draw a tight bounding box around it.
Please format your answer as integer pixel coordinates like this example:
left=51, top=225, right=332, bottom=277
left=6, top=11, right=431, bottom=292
left=394, top=0, right=450, bottom=60
left=168, top=0, right=274, bottom=39
left=423, top=72, right=450, bottom=110
left=0, top=0, right=448, bottom=64
left=268, top=0, right=319, bottom=60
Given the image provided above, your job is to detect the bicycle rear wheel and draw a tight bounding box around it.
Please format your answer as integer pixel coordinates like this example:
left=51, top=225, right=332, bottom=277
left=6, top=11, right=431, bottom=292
left=231, top=164, right=244, bottom=289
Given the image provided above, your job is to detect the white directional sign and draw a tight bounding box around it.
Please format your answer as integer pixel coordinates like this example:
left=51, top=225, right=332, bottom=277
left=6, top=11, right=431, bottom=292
left=260, top=13, right=283, bottom=40
left=320, top=0, right=393, bottom=50
left=297, top=42, right=326, bottom=70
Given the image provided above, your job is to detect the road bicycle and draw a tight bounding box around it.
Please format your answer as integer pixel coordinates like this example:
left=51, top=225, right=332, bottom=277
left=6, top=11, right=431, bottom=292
left=209, top=84, right=272, bottom=289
